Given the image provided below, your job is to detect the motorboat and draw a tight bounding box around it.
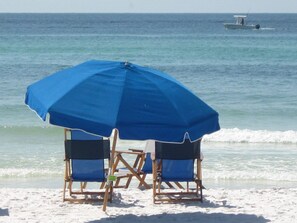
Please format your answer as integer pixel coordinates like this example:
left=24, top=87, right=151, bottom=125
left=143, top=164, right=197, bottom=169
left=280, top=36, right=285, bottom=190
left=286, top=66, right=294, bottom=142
left=224, top=15, right=260, bottom=30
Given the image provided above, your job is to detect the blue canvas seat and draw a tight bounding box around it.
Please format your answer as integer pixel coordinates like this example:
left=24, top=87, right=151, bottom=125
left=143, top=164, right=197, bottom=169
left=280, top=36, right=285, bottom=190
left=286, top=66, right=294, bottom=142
left=71, top=160, right=105, bottom=182
left=161, top=159, right=194, bottom=181
left=153, top=139, right=203, bottom=203
left=63, top=129, right=112, bottom=202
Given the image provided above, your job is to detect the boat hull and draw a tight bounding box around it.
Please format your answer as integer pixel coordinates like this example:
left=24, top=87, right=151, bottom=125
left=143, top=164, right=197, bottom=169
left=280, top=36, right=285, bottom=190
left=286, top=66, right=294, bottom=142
left=224, top=23, right=260, bottom=30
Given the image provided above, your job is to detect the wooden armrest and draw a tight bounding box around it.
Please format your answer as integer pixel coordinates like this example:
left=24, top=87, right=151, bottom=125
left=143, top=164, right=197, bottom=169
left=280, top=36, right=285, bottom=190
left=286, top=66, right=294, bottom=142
left=115, top=150, right=145, bottom=155
left=128, top=148, right=144, bottom=153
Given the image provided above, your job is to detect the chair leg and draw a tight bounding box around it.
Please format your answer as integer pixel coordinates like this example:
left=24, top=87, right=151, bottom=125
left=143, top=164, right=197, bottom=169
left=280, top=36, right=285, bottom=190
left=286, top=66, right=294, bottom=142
left=125, top=175, right=133, bottom=188
left=69, top=181, right=73, bottom=196
left=152, top=160, right=157, bottom=204
left=100, top=182, right=105, bottom=189
left=103, top=183, right=112, bottom=211
left=114, top=177, right=121, bottom=187
left=110, top=184, right=113, bottom=203
left=153, top=177, right=158, bottom=204
left=200, top=180, right=203, bottom=202
left=165, top=182, right=175, bottom=189
left=196, top=180, right=198, bottom=196
left=80, top=182, right=84, bottom=192
left=174, top=182, right=184, bottom=189
left=138, top=174, right=147, bottom=187
left=158, top=179, right=161, bottom=193
left=63, top=180, right=67, bottom=202
left=153, top=181, right=155, bottom=203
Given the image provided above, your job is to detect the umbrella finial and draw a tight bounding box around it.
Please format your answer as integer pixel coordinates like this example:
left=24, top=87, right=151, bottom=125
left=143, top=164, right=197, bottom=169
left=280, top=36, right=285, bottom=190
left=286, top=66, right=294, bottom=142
left=124, top=61, right=130, bottom=67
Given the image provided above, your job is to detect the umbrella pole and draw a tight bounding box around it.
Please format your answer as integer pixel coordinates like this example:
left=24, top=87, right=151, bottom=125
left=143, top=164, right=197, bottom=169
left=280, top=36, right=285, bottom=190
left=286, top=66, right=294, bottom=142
left=102, top=129, right=118, bottom=212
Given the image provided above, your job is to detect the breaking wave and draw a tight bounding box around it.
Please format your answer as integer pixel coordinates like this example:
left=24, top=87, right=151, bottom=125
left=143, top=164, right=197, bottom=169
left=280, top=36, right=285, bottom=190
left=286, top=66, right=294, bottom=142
left=203, top=128, right=297, bottom=144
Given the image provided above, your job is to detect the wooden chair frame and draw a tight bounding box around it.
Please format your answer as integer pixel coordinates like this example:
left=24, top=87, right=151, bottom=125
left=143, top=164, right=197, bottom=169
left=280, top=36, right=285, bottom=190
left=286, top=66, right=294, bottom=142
left=152, top=157, right=203, bottom=204
left=63, top=129, right=112, bottom=203
left=153, top=140, right=203, bottom=204
left=113, top=149, right=151, bottom=189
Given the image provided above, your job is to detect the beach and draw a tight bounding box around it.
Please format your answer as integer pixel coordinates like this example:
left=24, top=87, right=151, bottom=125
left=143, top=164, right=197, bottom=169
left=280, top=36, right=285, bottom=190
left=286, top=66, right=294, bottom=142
left=1, top=187, right=297, bottom=223
left=0, top=13, right=297, bottom=223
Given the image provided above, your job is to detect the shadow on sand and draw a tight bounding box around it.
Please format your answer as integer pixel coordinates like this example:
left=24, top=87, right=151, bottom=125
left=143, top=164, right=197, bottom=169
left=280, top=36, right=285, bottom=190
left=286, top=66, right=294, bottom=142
left=86, top=195, right=269, bottom=223
left=89, top=193, right=238, bottom=209
left=87, top=212, right=269, bottom=223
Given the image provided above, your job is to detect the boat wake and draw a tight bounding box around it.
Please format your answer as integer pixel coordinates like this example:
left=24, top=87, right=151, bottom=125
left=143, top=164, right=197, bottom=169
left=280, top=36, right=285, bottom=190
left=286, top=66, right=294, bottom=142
left=259, top=27, right=276, bottom=31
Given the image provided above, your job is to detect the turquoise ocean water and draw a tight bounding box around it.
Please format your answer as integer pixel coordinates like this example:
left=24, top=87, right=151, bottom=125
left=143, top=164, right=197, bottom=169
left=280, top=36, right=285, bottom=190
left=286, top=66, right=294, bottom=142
left=0, top=13, right=296, bottom=189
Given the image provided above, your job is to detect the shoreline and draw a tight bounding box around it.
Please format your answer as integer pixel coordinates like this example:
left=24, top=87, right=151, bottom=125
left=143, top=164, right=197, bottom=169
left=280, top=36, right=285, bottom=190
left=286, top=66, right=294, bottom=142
left=1, top=177, right=297, bottom=191
left=1, top=187, right=296, bottom=223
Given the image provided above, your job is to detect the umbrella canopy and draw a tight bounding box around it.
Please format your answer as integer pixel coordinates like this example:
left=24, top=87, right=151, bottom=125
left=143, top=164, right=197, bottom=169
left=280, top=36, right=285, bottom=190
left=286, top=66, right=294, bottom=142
left=25, top=60, right=220, bottom=142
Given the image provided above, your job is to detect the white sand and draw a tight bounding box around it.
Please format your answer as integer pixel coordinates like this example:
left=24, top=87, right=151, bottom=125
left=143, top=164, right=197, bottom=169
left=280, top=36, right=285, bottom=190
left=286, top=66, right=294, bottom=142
left=0, top=187, right=296, bottom=223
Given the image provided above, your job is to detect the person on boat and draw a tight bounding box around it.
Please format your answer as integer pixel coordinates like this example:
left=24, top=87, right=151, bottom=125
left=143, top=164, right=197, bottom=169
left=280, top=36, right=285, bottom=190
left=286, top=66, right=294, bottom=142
left=240, top=18, right=244, bottom=25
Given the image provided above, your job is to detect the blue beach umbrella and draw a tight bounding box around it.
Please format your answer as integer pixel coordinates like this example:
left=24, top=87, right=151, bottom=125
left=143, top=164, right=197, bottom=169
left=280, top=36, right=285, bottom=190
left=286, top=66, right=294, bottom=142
left=25, top=60, right=220, bottom=142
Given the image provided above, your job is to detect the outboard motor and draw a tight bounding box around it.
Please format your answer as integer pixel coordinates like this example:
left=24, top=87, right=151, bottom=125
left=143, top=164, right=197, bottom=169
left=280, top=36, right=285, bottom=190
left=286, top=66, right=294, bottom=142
left=255, top=24, right=260, bottom=29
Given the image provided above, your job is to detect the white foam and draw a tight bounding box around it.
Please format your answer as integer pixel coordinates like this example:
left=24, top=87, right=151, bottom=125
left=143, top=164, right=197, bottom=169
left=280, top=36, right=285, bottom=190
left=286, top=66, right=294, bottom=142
left=260, top=27, right=276, bottom=30
left=203, top=128, right=297, bottom=144
left=204, top=169, right=297, bottom=182
left=0, top=168, right=61, bottom=177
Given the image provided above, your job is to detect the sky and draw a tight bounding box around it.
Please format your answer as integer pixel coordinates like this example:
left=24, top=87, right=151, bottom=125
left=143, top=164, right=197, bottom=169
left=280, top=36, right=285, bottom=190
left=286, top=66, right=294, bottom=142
left=0, top=0, right=296, bottom=13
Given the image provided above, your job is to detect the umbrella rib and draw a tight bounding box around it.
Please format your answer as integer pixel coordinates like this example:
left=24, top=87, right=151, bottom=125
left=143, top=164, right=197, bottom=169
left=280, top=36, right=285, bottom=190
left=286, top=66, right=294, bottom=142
left=113, top=67, right=129, bottom=129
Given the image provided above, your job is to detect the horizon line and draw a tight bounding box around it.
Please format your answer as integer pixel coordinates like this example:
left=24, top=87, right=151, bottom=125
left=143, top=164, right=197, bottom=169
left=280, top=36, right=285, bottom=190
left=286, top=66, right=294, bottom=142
left=1, top=12, right=296, bottom=14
